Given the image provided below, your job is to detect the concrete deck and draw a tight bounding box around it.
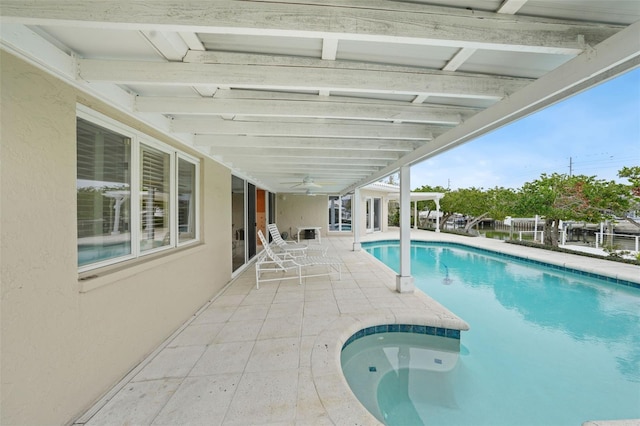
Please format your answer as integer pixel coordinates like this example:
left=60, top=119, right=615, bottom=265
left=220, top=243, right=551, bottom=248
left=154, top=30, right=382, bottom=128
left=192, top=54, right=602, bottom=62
left=75, top=230, right=640, bottom=425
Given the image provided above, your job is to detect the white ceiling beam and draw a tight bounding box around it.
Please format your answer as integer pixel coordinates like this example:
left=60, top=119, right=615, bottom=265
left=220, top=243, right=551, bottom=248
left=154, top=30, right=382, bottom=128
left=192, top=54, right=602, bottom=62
left=229, top=157, right=391, bottom=167
left=173, top=117, right=434, bottom=139
left=497, top=0, right=529, bottom=15
left=194, top=135, right=421, bottom=152
left=209, top=147, right=400, bottom=160
left=239, top=163, right=381, bottom=172
left=0, top=23, right=76, bottom=77
left=343, top=19, right=640, bottom=194
left=182, top=49, right=522, bottom=81
left=179, top=32, right=205, bottom=51
left=79, top=59, right=527, bottom=99
left=442, top=47, right=477, bottom=72
left=139, top=30, right=189, bottom=61
left=411, top=94, right=429, bottom=104
left=209, top=89, right=479, bottom=115
left=321, top=38, right=339, bottom=60
left=255, top=170, right=368, bottom=178
left=0, top=23, right=196, bottom=151
left=0, top=1, right=620, bottom=54
left=136, top=96, right=463, bottom=125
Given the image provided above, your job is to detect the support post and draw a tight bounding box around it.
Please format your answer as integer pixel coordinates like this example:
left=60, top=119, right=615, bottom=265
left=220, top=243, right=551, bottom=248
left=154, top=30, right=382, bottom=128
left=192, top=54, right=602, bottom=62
left=435, top=198, right=441, bottom=232
left=352, top=188, right=361, bottom=251
left=396, top=166, right=414, bottom=293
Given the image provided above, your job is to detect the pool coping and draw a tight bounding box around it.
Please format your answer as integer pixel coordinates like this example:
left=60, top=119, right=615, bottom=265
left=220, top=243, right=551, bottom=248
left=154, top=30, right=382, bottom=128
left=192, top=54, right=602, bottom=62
left=311, top=312, right=469, bottom=425
left=363, top=239, right=640, bottom=289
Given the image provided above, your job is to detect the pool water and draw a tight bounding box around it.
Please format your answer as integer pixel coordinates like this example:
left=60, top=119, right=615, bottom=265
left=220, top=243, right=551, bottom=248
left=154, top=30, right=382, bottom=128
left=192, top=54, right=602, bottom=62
left=354, top=241, right=640, bottom=425
left=342, top=332, right=462, bottom=425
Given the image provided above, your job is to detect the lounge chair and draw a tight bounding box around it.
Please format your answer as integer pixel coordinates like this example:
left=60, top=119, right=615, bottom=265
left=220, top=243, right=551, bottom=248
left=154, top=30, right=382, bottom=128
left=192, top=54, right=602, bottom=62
left=267, top=223, right=328, bottom=256
left=255, top=230, right=341, bottom=289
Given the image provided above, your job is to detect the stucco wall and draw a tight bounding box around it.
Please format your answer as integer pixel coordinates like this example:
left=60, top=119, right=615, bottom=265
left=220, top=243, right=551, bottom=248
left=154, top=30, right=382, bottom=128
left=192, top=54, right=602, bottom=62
left=274, top=191, right=393, bottom=240
left=0, top=51, right=232, bottom=425
left=275, top=193, right=328, bottom=240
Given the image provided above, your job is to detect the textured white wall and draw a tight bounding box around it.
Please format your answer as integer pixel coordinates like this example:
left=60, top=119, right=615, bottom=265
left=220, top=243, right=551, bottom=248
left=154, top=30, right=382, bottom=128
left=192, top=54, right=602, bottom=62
left=0, top=51, right=232, bottom=425
left=274, top=193, right=328, bottom=240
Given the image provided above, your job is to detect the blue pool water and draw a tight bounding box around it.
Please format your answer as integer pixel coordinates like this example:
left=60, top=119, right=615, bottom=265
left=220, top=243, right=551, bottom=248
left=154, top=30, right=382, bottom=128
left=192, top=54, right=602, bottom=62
left=353, top=241, right=640, bottom=426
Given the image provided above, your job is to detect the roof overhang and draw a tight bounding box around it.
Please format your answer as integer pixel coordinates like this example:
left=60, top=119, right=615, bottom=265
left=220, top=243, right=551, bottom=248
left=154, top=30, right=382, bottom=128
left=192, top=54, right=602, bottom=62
left=1, top=1, right=638, bottom=195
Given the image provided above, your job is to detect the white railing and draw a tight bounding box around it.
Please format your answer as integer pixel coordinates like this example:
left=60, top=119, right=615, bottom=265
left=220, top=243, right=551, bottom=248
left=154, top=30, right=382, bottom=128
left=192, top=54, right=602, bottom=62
left=594, top=232, right=640, bottom=252
left=518, top=230, right=544, bottom=243
left=518, top=230, right=639, bottom=252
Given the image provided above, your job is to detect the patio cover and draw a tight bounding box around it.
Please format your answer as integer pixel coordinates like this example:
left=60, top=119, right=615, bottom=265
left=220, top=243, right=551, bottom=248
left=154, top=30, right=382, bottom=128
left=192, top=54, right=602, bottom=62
left=1, top=1, right=639, bottom=194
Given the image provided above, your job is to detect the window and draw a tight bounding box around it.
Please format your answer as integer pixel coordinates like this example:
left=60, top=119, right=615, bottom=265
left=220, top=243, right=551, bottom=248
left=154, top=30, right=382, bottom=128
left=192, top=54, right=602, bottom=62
left=140, top=144, right=171, bottom=252
left=328, top=194, right=352, bottom=232
left=77, top=107, right=199, bottom=271
left=178, top=157, right=197, bottom=243
left=77, top=118, right=132, bottom=267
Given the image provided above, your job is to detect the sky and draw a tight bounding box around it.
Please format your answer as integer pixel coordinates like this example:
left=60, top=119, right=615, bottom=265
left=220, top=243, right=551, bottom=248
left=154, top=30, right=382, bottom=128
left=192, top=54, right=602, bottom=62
left=411, top=67, right=640, bottom=191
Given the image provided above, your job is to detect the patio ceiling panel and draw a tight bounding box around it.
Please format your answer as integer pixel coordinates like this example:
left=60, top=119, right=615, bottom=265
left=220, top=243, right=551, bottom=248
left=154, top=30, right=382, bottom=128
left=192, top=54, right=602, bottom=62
left=193, top=136, right=423, bottom=152
left=173, top=117, right=436, bottom=140
left=1, top=0, right=638, bottom=195
left=135, top=96, right=467, bottom=125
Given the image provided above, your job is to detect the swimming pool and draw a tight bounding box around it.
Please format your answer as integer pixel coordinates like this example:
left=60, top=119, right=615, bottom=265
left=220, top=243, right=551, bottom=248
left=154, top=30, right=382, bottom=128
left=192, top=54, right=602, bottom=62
left=349, top=241, right=640, bottom=425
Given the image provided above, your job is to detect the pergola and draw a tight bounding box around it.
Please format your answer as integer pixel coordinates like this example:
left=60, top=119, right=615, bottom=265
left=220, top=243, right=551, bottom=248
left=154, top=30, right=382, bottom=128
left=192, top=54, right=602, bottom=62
left=1, top=1, right=638, bottom=195
left=367, top=182, right=445, bottom=231
left=2, top=0, right=638, bottom=291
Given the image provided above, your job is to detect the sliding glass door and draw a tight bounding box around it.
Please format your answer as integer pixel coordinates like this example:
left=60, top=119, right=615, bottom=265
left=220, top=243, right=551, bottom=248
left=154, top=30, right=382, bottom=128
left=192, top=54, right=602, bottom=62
left=231, top=175, right=273, bottom=272
left=231, top=176, right=245, bottom=272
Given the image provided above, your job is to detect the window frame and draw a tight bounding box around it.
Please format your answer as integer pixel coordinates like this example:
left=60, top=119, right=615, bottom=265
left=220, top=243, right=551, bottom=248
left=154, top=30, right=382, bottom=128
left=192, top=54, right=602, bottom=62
left=176, top=153, right=200, bottom=247
left=77, top=105, right=200, bottom=273
left=328, top=193, right=353, bottom=233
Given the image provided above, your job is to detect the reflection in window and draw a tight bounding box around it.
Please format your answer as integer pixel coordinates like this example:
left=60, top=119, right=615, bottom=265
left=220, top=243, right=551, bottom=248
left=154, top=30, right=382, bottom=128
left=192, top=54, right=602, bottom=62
left=329, top=194, right=352, bottom=232
left=77, top=108, right=201, bottom=271
left=77, top=117, right=132, bottom=266
left=232, top=176, right=246, bottom=271
left=178, top=158, right=197, bottom=243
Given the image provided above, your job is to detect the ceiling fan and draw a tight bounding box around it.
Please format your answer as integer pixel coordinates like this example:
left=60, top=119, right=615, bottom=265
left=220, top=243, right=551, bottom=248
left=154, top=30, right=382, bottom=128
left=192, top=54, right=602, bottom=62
left=280, top=176, right=332, bottom=189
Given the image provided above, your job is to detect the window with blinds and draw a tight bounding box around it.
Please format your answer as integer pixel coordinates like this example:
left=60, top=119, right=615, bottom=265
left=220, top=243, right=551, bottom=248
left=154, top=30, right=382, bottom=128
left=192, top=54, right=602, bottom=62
left=140, top=144, right=170, bottom=252
left=77, top=107, right=200, bottom=272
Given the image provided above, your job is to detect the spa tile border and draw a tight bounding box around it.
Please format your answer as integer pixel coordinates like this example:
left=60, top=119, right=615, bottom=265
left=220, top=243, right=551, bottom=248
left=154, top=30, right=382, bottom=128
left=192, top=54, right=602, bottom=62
left=342, top=324, right=461, bottom=350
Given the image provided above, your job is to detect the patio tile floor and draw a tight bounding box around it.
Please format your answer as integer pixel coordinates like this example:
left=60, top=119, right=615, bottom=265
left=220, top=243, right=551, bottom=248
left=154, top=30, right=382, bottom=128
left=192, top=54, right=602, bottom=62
left=77, top=230, right=639, bottom=425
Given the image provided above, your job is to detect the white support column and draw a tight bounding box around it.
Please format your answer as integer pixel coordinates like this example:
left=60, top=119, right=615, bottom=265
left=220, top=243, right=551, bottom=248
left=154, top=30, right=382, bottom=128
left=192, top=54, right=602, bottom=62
left=435, top=199, right=441, bottom=232
left=413, top=200, right=418, bottom=229
left=396, top=166, right=414, bottom=293
left=352, top=188, right=362, bottom=251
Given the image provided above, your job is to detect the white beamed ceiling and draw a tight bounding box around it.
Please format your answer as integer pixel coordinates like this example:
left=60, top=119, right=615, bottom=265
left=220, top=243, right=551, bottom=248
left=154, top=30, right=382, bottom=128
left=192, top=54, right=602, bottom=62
left=1, top=0, right=638, bottom=194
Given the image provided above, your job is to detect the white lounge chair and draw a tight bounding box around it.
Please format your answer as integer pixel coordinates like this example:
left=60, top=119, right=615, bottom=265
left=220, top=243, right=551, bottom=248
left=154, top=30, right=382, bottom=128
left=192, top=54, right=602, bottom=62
left=267, top=223, right=328, bottom=256
left=255, top=229, right=341, bottom=289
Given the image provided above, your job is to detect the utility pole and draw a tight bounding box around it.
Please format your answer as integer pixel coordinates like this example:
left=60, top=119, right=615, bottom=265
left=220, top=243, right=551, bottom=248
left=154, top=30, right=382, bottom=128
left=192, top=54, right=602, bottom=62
left=569, top=157, right=573, bottom=176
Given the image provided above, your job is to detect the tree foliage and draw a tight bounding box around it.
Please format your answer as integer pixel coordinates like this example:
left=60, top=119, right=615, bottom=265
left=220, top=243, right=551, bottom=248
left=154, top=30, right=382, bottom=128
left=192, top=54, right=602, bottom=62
left=409, top=168, right=634, bottom=247
left=513, top=173, right=629, bottom=246
left=618, top=166, right=640, bottom=196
